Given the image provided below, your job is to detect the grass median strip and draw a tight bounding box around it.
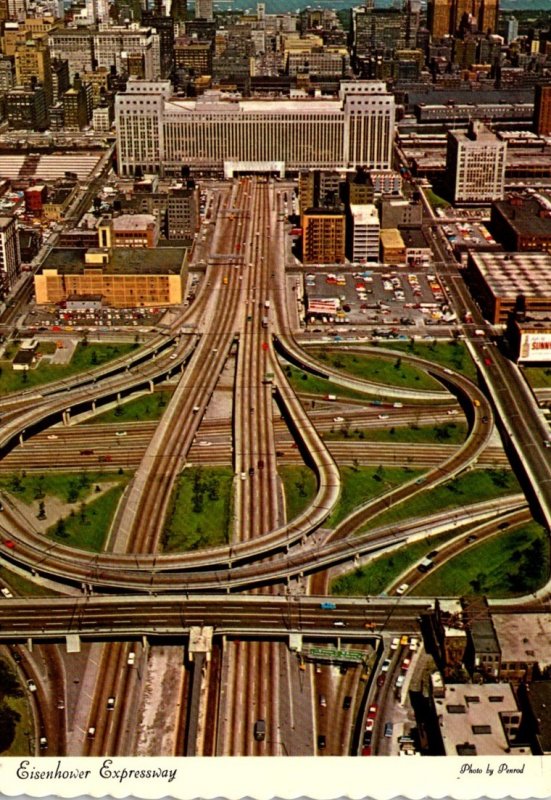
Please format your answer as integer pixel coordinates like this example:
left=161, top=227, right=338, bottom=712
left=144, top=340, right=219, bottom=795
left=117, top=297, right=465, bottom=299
left=310, top=349, right=442, bottom=391
left=161, top=466, right=233, bottom=552
left=360, top=468, right=520, bottom=533
left=331, top=530, right=462, bottom=597
left=322, top=421, right=467, bottom=445
left=327, top=465, right=423, bottom=529
left=47, top=481, right=129, bottom=552
left=0, top=342, right=138, bottom=396
left=84, top=389, right=174, bottom=424
left=415, top=522, right=549, bottom=598
left=379, top=340, right=478, bottom=382
left=279, top=465, right=317, bottom=522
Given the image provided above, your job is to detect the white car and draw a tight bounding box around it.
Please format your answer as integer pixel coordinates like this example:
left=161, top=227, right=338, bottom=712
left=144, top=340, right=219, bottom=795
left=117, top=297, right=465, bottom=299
left=381, top=658, right=392, bottom=673
left=378, top=414, right=390, bottom=420
left=47, top=434, right=58, bottom=440
left=1, top=587, right=13, bottom=598
left=333, top=416, right=345, bottom=422
left=115, top=431, right=127, bottom=437
left=390, top=637, right=400, bottom=650
left=396, top=583, right=409, bottom=595
left=27, top=680, right=37, bottom=692
left=198, top=441, right=212, bottom=447
left=127, top=652, right=136, bottom=665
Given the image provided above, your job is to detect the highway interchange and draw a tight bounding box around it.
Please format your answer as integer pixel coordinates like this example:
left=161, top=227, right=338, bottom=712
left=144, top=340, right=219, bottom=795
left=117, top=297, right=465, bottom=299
left=1, top=176, right=551, bottom=758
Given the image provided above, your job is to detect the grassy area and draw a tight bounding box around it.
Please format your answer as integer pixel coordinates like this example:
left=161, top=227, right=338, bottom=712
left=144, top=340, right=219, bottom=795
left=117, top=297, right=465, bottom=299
left=161, top=467, right=233, bottom=552
left=425, top=188, right=450, bottom=210
left=47, top=481, right=129, bottom=552
left=0, top=342, right=138, bottom=396
left=0, top=471, right=125, bottom=505
left=0, top=566, right=59, bottom=598
left=279, top=465, right=318, bottom=521
left=522, top=366, right=551, bottom=389
left=323, top=421, right=468, bottom=445
left=3, top=692, right=33, bottom=756
left=377, top=340, right=478, bottom=382
left=331, top=529, right=462, bottom=596
left=311, top=349, right=442, bottom=391
left=284, top=364, right=371, bottom=402
left=327, top=466, right=423, bottom=529
left=416, top=522, right=549, bottom=598
left=85, top=390, right=174, bottom=424
left=361, top=468, right=521, bottom=533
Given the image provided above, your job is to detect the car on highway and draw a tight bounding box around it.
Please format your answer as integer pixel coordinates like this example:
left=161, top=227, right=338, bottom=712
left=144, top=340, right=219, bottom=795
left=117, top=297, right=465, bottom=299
left=400, top=635, right=409, bottom=646
left=409, top=637, right=419, bottom=651
left=169, top=353, right=177, bottom=360
left=367, top=704, right=378, bottom=720
left=47, top=434, right=58, bottom=440
left=320, top=601, right=336, bottom=610
left=3, top=540, right=15, bottom=549
left=87, top=727, right=96, bottom=738
left=333, top=620, right=345, bottom=627
left=384, top=722, right=394, bottom=738
left=199, top=441, right=212, bottom=447
left=343, top=695, right=352, bottom=710
left=319, top=694, right=327, bottom=707
left=127, top=652, right=136, bottom=665
left=396, top=583, right=409, bottom=595
left=115, top=431, right=127, bottom=437
left=484, top=357, right=492, bottom=365
left=447, top=409, right=458, bottom=416
left=381, top=658, right=391, bottom=672
left=378, top=414, right=389, bottom=420
left=248, top=467, right=255, bottom=476
left=27, top=680, right=36, bottom=692
left=333, top=416, right=345, bottom=422
left=401, top=658, right=411, bottom=671
left=1, top=586, right=13, bottom=598
left=365, top=718, right=375, bottom=732
left=363, top=730, right=372, bottom=747
left=80, top=449, right=94, bottom=455
left=107, top=696, right=115, bottom=710
left=254, top=720, right=266, bottom=741
left=317, top=734, right=326, bottom=750
left=240, top=472, right=246, bottom=480
left=395, top=675, right=405, bottom=689
left=361, top=745, right=372, bottom=756
left=377, top=673, right=386, bottom=687
left=466, top=535, right=477, bottom=544
left=39, top=736, right=48, bottom=750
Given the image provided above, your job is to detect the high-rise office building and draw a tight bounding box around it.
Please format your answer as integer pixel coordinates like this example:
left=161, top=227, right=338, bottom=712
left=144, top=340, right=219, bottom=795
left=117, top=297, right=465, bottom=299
left=141, top=11, right=175, bottom=78
left=347, top=204, right=380, bottom=262
left=0, top=215, right=21, bottom=299
left=302, top=208, right=346, bottom=265
left=534, top=84, right=551, bottom=137
left=14, top=35, right=52, bottom=105
left=446, top=120, right=506, bottom=204
left=428, top=0, right=499, bottom=38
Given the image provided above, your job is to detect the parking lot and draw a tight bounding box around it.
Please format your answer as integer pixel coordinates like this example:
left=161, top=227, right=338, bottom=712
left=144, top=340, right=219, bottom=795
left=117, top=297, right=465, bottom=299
left=302, top=267, right=456, bottom=330
left=23, top=304, right=166, bottom=332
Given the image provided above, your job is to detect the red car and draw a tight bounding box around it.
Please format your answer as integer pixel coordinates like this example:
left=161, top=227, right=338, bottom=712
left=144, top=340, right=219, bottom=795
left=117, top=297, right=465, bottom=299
left=377, top=674, right=386, bottom=687
left=401, top=658, right=411, bottom=671
left=484, top=357, right=492, bottom=366
left=3, top=540, right=15, bottom=548
left=367, top=704, right=378, bottom=720
left=365, top=718, right=375, bottom=732
left=361, top=746, right=372, bottom=756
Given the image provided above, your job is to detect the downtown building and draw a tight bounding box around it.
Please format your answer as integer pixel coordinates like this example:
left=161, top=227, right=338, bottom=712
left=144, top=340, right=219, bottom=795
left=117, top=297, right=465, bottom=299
left=115, top=79, right=396, bottom=177
left=446, top=121, right=506, bottom=204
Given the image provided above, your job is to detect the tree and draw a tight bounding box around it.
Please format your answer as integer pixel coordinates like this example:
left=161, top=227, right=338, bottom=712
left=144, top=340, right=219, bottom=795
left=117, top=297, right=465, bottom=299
left=37, top=501, right=46, bottom=520
left=394, top=357, right=402, bottom=370
left=55, top=518, right=67, bottom=539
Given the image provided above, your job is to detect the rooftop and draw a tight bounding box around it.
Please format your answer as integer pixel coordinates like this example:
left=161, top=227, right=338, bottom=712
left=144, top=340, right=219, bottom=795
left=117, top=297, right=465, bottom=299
left=469, top=252, right=551, bottom=299
left=494, top=193, right=551, bottom=239
left=109, top=213, right=157, bottom=231
left=434, top=683, right=522, bottom=757
left=41, top=247, right=186, bottom=275
left=380, top=228, right=405, bottom=247
left=492, top=613, right=551, bottom=669
left=349, top=203, right=379, bottom=225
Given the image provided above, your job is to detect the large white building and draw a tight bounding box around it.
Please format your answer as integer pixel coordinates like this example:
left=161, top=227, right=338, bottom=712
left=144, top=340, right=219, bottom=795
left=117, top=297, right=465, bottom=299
left=94, top=24, right=161, bottom=81
left=446, top=120, right=507, bottom=204
left=115, top=79, right=396, bottom=176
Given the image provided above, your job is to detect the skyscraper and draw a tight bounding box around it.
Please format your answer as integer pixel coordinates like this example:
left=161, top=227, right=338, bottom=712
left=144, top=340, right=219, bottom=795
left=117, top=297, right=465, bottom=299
left=428, top=0, right=499, bottom=38
left=0, top=215, right=21, bottom=299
